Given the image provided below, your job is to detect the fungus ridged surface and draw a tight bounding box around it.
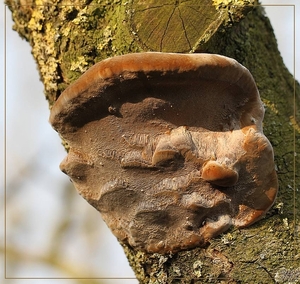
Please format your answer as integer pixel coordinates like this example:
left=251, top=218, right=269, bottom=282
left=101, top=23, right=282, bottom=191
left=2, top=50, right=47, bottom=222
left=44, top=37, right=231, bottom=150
left=50, top=52, right=278, bottom=253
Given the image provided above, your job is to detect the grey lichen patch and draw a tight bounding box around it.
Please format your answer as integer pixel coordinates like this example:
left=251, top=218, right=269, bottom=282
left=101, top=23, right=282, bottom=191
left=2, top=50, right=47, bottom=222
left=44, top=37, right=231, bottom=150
left=275, top=267, right=300, bottom=284
left=209, top=216, right=300, bottom=283
left=122, top=245, right=147, bottom=282
left=122, top=244, right=173, bottom=284
left=124, top=214, right=299, bottom=283
left=193, top=260, right=203, bottom=278
left=124, top=243, right=234, bottom=283
left=220, top=232, right=236, bottom=245
left=172, top=266, right=181, bottom=277
left=273, top=202, right=284, bottom=215
left=144, top=253, right=170, bottom=284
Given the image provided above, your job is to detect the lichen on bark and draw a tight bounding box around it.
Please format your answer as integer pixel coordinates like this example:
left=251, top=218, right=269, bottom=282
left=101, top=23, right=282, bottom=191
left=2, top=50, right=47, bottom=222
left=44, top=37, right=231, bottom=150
left=6, top=0, right=299, bottom=282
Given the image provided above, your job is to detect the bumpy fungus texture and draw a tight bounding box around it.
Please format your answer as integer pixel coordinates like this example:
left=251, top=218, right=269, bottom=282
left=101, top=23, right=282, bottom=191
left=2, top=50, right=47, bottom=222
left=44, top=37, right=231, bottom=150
left=50, top=52, right=278, bottom=253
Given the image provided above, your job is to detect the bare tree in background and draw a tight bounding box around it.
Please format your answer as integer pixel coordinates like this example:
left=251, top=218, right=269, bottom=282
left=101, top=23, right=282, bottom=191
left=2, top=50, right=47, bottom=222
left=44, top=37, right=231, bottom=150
left=6, top=0, right=300, bottom=283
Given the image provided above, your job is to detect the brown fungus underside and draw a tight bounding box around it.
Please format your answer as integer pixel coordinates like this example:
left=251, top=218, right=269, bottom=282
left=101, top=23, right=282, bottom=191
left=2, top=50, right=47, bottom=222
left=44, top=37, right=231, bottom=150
left=50, top=52, right=278, bottom=253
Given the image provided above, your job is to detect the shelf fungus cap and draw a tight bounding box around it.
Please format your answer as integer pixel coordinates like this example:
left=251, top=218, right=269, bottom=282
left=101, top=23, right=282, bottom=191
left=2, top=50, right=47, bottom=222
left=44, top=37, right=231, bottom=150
left=50, top=52, right=278, bottom=253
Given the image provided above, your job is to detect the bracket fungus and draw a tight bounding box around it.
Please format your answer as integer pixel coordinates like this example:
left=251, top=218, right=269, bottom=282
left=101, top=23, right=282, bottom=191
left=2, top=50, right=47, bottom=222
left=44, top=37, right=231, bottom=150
left=50, top=52, right=278, bottom=253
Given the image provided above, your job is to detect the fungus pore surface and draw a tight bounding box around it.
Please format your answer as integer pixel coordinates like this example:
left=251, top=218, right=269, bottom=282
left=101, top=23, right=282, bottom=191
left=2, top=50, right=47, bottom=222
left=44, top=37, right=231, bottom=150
left=50, top=52, right=278, bottom=253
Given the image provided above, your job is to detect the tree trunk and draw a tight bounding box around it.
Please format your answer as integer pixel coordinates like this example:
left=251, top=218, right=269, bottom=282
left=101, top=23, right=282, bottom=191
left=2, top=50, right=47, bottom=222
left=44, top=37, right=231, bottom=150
left=7, top=0, right=300, bottom=283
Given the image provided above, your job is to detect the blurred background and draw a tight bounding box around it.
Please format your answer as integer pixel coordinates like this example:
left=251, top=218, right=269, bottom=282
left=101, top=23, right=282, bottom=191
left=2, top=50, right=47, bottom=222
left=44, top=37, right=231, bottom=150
left=1, top=1, right=299, bottom=283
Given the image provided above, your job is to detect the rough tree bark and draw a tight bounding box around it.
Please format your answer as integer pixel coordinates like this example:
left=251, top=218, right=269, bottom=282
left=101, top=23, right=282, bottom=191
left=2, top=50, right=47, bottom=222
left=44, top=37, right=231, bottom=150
left=6, top=0, right=300, bottom=283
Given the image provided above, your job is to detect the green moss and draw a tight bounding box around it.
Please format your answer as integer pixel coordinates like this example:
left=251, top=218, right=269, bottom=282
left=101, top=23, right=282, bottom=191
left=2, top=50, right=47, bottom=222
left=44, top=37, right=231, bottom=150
left=7, top=0, right=300, bottom=282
